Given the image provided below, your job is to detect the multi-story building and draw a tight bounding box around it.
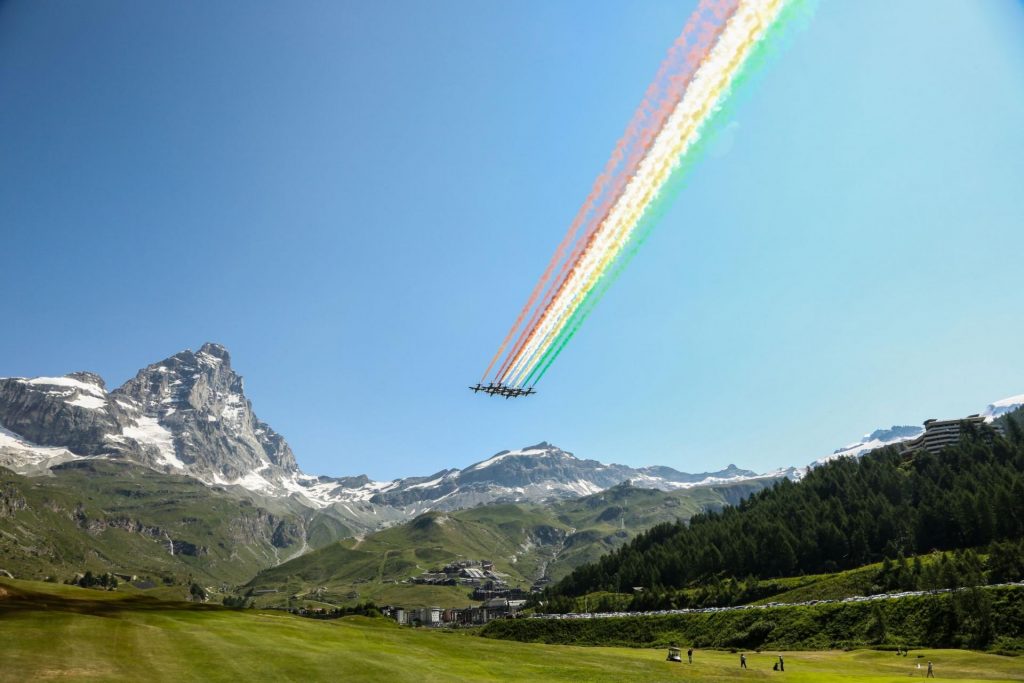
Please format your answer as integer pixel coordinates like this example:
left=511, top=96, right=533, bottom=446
left=900, top=414, right=1004, bottom=455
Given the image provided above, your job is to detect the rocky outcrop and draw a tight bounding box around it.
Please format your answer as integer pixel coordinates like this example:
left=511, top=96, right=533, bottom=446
left=0, top=483, right=26, bottom=518
left=0, top=344, right=795, bottom=533
left=225, top=502, right=301, bottom=550
left=0, top=343, right=300, bottom=490
left=0, top=374, right=136, bottom=457
left=113, top=342, right=298, bottom=479
left=271, top=519, right=303, bottom=549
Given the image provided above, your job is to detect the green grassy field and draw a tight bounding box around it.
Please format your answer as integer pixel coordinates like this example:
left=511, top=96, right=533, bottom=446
left=2, top=579, right=1022, bottom=682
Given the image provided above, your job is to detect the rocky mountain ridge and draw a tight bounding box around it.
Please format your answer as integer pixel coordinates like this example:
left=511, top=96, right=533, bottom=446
left=0, top=344, right=793, bottom=525
left=1, top=343, right=1020, bottom=535
left=0, top=344, right=297, bottom=486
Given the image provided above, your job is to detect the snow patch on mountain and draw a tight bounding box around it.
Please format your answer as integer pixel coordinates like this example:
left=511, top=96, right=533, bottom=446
left=213, top=469, right=276, bottom=495
left=122, top=415, right=183, bottom=469
left=67, top=395, right=107, bottom=410
left=816, top=424, right=924, bottom=465
left=0, top=425, right=80, bottom=473
left=5, top=343, right=1018, bottom=537
left=406, top=474, right=450, bottom=490
left=466, top=444, right=566, bottom=472
left=813, top=392, right=1024, bottom=467
left=983, top=394, right=1024, bottom=419
left=23, top=376, right=106, bottom=397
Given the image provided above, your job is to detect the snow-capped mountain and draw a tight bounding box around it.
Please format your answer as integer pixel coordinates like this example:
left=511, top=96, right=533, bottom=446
left=814, top=425, right=925, bottom=466
left=1, top=343, right=1019, bottom=535
left=310, top=442, right=783, bottom=513
left=0, top=344, right=298, bottom=490
left=0, top=344, right=787, bottom=532
left=114, top=343, right=298, bottom=484
left=813, top=394, right=1024, bottom=467
left=983, top=394, right=1024, bottom=420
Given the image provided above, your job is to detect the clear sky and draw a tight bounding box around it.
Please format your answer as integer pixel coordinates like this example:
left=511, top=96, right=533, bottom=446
left=2, top=1, right=1023, bottom=481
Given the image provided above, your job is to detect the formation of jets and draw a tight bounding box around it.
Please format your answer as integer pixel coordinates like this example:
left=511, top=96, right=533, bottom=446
left=469, top=382, right=536, bottom=399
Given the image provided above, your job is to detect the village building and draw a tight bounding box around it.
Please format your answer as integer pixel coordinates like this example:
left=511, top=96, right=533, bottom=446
left=900, top=415, right=1005, bottom=454
left=390, top=598, right=525, bottom=628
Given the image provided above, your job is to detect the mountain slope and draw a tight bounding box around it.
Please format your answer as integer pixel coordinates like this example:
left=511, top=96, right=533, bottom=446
left=0, top=345, right=793, bottom=534
left=4, top=341, right=1019, bottom=594
left=0, top=459, right=320, bottom=586
left=358, top=442, right=778, bottom=511
left=243, top=478, right=782, bottom=607
left=0, top=344, right=299, bottom=489
left=550, top=411, right=1024, bottom=598
left=113, top=342, right=298, bottom=481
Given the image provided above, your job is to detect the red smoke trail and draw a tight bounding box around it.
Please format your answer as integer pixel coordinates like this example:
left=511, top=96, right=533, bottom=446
left=495, top=0, right=738, bottom=384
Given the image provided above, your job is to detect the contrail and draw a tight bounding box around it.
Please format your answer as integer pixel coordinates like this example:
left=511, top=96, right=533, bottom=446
left=505, top=0, right=785, bottom=387
left=526, top=0, right=815, bottom=387
left=490, top=0, right=739, bottom=384
left=479, top=0, right=802, bottom=393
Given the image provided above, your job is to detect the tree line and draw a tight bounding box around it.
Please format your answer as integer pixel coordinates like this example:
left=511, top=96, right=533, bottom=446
left=549, top=415, right=1024, bottom=600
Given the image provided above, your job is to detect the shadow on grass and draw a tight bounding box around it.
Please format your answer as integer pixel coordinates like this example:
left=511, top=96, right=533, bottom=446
left=0, top=583, right=225, bottom=617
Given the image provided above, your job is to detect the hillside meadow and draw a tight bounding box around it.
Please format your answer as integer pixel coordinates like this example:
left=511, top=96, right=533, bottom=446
left=485, top=587, right=1024, bottom=652
left=2, top=579, right=1023, bottom=682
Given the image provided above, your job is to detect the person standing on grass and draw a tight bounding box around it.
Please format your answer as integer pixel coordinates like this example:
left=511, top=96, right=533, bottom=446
left=688, top=648, right=693, bottom=664
left=740, top=653, right=747, bottom=669
left=778, top=655, right=785, bottom=672
left=927, top=661, right=934, bottom=678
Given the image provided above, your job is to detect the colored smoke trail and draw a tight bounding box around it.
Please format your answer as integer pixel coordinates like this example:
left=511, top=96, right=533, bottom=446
left=490, top=0, right=740, bottom=384
left=505, top=0, right=784, bottom=387
left=526, top=0, right=810, bottom=387
left=481, top=0, right=800, bottom=390
left=501, top=3, right=746, bottom=386
left=501, top=0, right=784, bottom=388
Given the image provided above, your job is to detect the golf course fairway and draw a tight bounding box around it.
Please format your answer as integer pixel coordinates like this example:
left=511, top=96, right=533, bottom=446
left=1, top=579, right=1022, bottom=682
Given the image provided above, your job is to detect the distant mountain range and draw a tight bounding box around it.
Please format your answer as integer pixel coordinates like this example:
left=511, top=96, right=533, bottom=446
left=2, top=342, right=1020, bottom=602
left=812, top=393, right=1024, bottom=465
left=1, top=342, right=1020, bottom=536
left=0, top=343, right=795, bottom=533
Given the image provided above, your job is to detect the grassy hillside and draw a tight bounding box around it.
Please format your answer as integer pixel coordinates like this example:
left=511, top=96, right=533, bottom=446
left=556, top=549, right=1009, bottom=614
left=545, top=483, right=761, bottom=579
left=552, top=427, right=1024, bottom=599
left=246, top=505, right=567, bottom=607
left=484, top=585, right=1024, bottom=653
left=0, top=461, right=349, bottom=588
left=0, top=452, right=776, bottom=610
left=2, top=579, right=1022, bottom=682
left=245, top=481, right=768, bottom=608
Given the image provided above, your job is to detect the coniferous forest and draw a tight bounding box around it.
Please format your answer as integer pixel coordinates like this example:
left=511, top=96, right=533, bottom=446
left=550, top=414, right=1024, bottom=600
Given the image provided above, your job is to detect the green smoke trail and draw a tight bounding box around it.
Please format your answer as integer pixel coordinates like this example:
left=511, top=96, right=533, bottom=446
left=525, top=0, right=815, bottom=387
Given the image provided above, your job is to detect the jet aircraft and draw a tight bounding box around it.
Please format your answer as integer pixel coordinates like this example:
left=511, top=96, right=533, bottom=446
left=468, top=382, right=535, bottom=398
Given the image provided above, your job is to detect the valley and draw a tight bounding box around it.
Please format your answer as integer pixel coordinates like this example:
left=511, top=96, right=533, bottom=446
left=1, top=344, right=1023, bottom=674
left=0, top=343, right=790, bottom=604
left=243, top=481, right=772, bottom=608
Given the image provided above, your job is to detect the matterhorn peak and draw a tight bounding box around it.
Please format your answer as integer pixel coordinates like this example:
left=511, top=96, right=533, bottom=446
left=198, top=342, right=231, bottom=363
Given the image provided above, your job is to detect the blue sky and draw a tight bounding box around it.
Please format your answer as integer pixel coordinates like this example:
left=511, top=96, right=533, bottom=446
left=2, top=1, right=1022, bottom=480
